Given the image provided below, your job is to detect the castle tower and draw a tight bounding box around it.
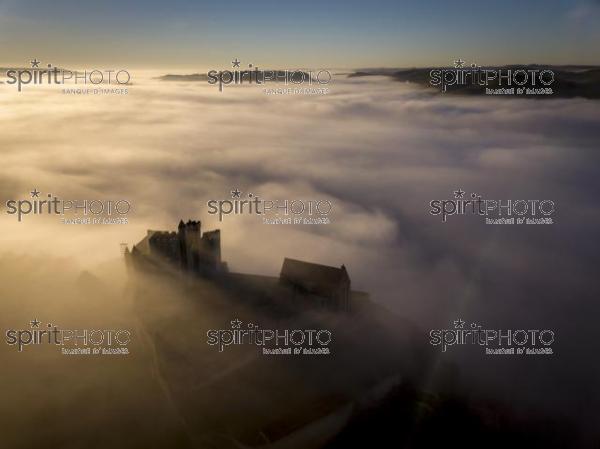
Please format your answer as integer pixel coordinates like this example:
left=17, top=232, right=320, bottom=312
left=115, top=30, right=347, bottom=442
left=200, top=229, right=221, bottom=270
left=177, top=220, right=187, bottom=270
left=178, top=220, right=201, bottom=273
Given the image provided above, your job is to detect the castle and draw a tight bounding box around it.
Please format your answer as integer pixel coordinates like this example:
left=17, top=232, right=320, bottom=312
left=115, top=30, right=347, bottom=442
left=279, top=258, right=351, bottom=312
left=127, top=220, right=227, bottom=276
left=127, top=220, right=361, bottom=312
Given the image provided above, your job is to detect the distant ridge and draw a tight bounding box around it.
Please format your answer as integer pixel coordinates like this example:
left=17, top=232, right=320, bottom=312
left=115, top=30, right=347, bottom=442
left=349, top=65, right=600, bottom=99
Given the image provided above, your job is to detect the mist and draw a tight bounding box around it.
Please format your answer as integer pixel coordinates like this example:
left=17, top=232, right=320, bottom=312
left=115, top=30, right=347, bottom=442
left=0, top=73, right=599, bottom=445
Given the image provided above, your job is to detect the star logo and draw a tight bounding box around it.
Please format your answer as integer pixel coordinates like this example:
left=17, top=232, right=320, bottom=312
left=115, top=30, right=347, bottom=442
left=453, top=319, right=465, bottom=329
left=30, top=188, right=40, bottom=198
left=232, top=58, right=241, bottom=68
left=231, top=319, right=242, bottom=329
left=453, top=59, right=465, bottom=68
left=30, top=318, right=41, bottom=328
left=231, top=188, right=241, bottom=198
left=453, top=189, right=465, bottom=199
left=30, top=59, right=40, bottom=68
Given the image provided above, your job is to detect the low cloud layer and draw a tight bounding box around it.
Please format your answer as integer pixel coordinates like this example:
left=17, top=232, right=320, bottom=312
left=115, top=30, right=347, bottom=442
left=0, top=74, right=599, bottom=438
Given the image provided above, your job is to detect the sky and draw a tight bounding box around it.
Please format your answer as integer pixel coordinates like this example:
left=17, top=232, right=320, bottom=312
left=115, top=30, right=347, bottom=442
left=0, top=0, right=599, bottom=68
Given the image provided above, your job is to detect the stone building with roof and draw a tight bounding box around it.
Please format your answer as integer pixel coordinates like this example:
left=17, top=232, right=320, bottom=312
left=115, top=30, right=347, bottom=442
left=279, top=258, right=350, bottom=312
left=126, top=220, right=362, bottom=312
